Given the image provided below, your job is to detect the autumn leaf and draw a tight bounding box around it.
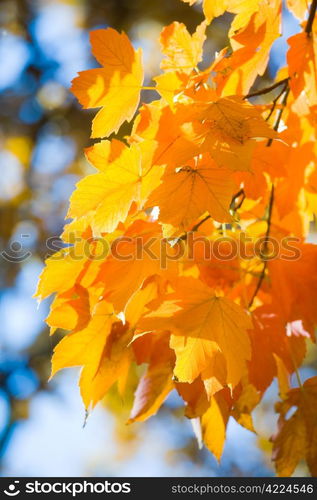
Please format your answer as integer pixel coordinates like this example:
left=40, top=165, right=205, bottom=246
left=272, top=376, right=317, bottom=477
left=287, top=31, right=317, bottom=107
left=160, top=21, right=206, bottom=74
left=286, top=0, right=310, bottom=20
left=67, top=143, right=160, bottom=236
left=192, top=96, right=277, bottom=170
left=36, top=0, right=317, bottom=477
left=181, top=0, right=259, bottom=25
left=232, top=380, right=260, bottom=432
left=35, top=240, right=91, bottom=301
left=46, top=285, right=90, bottom=335
left=80, top=321, right=133, bottom=409
left=129, top=334, right=174, bottom=422
left=140, top=277, right=252, bottom=385
left=268, top=243, right=317, bottom=337
left=93, top=220, right=172, bottom=312
left=176, top=378, right=209, bottom=418
left=51, top=301, right=116, bottom=409
left=146, top=158, right=235, bottom=228
left=201, top=390, right=230, bottom=460
left=212, top=2, right=281, bottom=95
left=248, top=305, right=308, bottom=392
left=71, top=28, right=143, bottom=138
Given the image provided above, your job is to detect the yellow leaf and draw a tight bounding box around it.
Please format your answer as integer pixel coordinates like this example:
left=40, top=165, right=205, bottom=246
left=71, top=28, right=143, bottom=138
left=146, top=159, right=235, bottom=228
left=80, top=322, right=133, bottom=409
left=160, top=21, right=206, bottom=74
left=191, top=96, right=277, bottom=170
left=201, top=392, right=229, bottom=460
left=85, top=139, right=126, bottom=172
left=46, top=285, right=90, bottom=334
left=51, top=301, right=114, bottom=378
left=141, top=277, right=252, bottom=385
left=129, top=335, right=174, bottom=422
left=286, top=0, right=309, bottom=20
left=34, top=240, right=89, bottom=301
left=67, top=144, right=144, bottom=235
left=154, top=71, right=186, bottom=107
left=274, top=354, right=291, bottom=400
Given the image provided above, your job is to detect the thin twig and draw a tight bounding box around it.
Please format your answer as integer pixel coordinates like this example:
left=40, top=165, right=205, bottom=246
left=267, top=86, right=290, bottom=146
left=179, top=215, right=211, bottom=240
left=265, top=81, right=288, bottom=121
left=248, top=84, right=290, bottom=308
left=248, top=184, right=275, bottom=308
left=230, top=188, right=245, bottom=212
left=245, top=77, right=290, bottom=99
left=305, top=0, right=317, bottom=35
left=190, top=214, right=211, bottom=233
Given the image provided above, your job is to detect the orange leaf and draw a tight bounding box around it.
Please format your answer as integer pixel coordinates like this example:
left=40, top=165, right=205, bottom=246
left=160, top=21, right=206, bottom=74
left=146, top=159, right=235, bottom=228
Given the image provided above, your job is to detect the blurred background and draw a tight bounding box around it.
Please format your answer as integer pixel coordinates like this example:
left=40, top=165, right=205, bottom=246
left=0, top=0, right=315, bottom=477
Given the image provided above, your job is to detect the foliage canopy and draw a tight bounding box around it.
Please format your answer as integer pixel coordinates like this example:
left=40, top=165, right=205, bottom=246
left=36, top=0, right=317, bottom=476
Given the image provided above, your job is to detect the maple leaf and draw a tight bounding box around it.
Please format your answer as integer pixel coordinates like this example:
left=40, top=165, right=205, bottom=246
left=129, top=335, right=174, bottom=422
left=140, top=277, right=252, bottom=385
left=154, top=71, right=188, bottom=107
left=131, top=101, right=204, bottom=167
left=212, top=2, right=281, bottom=95
left=181, top=0, right=259, bottom=25
left=201, top=390, right=230, bottom=460
left=286, top=0, right=310, bottom=20
left=272, top=376, right=317, bottom=477
left=287, top=31, right=317, bottom=107
left=46, top=285, right=90, bottom=335
left=92, top=220, right=174, bottom=312
left=232, top=379, right=260, bottom=432
left=80, top=321, right=133, bottom=409
left=248, top=306, right=308, bottom=392
left=67, top=142, right=160, bottom=236
left=192, top=96, right=277, bottom=170
left=146, top=158, right=235, bottom=228
left=176, top=378, right=209, bottom=418
left=71, top=28, right=143, bottom=138
left=160, top=21, right=206, bottom=74
left=268, top=243, right=317, bottom=337
left=35, top=240, right=91, bottom=301
left=51, top=301, right=114, bottom=405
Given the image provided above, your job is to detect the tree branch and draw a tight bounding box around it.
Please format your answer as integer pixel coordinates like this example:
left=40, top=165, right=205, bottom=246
left=305, top=0, right=317, bottom=35
left=245, top=78, right=289, bottom=99
left=248, top=184, right=275, bottom=308
left=230, top=188, right=245, bottom=212
left=248, top=84, right=290, bottom=308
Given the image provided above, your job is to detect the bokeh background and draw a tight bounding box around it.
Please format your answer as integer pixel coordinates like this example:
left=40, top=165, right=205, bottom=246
left=0, top=0, right=316, bottom=477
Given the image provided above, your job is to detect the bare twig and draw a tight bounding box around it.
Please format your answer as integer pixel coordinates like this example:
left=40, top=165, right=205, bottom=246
left=305, top=0, right=317, bottom=35
left=248, top=84, right=290, bottom=308
left=248, top=184, right=275, bottom=308
left=245, top=77, right=290, bottom=99
left=230, top=188, right=245, bottom=212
